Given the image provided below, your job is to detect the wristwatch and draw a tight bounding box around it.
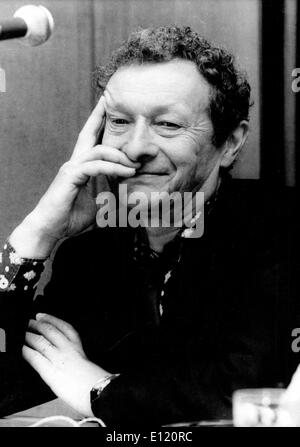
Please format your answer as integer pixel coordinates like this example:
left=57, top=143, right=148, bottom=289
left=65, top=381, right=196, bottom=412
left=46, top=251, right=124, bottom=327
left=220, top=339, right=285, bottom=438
left=90, top=373, right=120, bottom=403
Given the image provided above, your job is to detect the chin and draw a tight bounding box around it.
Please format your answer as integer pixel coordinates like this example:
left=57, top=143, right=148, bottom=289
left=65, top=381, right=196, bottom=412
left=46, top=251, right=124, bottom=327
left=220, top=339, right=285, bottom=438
left=119, top=183, right=160, bottom=204
left=120, top=176, right=170, bottom=195
left=116, top=180, right=170, bottom=213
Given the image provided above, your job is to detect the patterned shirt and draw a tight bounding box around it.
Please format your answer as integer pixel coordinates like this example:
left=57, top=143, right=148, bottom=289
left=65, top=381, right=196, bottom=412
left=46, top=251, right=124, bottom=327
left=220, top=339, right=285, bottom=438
left=0, top=241, right=47, bottom=293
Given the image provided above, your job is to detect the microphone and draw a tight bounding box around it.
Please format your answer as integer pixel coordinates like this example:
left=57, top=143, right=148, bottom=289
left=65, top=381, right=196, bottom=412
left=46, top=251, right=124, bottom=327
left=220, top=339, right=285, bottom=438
left=0, top=5, right=54, bottom=46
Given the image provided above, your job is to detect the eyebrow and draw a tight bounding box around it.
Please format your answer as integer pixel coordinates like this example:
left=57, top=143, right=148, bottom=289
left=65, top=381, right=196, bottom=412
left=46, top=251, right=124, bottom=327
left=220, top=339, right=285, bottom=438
left=105, top=100, right=189, bottom=120
left=104, top=88, right=193, bottom=123
left=108, top=101, right=173, bottom=113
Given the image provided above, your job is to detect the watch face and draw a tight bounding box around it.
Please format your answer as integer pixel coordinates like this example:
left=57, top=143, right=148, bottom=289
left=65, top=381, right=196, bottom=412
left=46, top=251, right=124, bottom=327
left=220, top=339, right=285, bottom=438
left=90, top=374, right=120, bottom=403
left=90, top=381, right=107, bottom=402
left=90, top=387, right=100, bottom=403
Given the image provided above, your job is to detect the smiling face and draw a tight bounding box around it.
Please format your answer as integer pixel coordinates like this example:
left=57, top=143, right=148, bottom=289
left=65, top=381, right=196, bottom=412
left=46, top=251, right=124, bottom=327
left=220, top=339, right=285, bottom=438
left=102, top=59, right=224, bottom=206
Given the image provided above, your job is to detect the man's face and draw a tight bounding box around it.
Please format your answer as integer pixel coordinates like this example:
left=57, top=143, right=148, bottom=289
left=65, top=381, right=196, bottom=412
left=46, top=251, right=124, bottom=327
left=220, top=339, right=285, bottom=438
left=102, top=59, right=222, bottom=203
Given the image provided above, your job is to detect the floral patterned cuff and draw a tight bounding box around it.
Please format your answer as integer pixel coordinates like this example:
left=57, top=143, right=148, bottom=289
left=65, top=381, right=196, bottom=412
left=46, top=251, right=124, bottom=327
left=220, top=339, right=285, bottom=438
left=0, top=241, right=47, bottom=292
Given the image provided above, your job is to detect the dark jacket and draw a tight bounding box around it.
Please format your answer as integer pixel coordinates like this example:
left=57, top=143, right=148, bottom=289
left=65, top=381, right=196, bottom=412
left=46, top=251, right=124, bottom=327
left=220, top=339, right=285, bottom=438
left=0, top=178, right=298, bottom=425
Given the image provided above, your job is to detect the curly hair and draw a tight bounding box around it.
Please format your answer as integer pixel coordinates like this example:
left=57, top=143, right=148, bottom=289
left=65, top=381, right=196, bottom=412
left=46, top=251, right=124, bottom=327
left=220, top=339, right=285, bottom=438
left=93, top=25, right=251, bottom=148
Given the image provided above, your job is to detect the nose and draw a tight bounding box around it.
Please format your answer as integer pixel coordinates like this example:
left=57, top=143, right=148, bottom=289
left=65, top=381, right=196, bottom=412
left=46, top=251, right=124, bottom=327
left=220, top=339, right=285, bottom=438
left=122, top=119, right=159, bottom=162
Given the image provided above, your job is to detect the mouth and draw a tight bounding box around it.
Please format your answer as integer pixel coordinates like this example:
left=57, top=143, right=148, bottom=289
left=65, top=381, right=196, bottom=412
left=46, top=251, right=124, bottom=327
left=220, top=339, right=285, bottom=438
left=134, top=172, right=168, bottom=176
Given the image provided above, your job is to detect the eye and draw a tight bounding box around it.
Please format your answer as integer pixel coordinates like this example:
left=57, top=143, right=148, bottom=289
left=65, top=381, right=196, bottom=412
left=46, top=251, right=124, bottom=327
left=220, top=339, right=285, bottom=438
left=110, top=118, right=129, bottom=125
left=156, top=121, right=181, bottom=129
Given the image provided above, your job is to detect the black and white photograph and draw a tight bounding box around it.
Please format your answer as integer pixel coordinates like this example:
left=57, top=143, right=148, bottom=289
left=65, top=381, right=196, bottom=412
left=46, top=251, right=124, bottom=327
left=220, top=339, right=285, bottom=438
left=0, top=0, right=299, bottom=436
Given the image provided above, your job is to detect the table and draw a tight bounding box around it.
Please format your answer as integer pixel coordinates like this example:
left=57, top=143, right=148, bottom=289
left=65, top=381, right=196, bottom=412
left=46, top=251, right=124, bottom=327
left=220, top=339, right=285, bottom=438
left=0, top=398, right=233, bottom=427
left=0, top=398, right=101, bottom=427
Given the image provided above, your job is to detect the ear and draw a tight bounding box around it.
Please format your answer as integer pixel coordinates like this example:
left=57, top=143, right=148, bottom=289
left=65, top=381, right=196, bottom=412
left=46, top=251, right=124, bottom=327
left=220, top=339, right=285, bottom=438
left=220, top=120, right=249, bottom=169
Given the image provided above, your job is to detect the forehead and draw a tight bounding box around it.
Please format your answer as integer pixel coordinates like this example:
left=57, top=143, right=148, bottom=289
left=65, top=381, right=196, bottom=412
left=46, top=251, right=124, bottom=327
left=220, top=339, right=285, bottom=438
left=104, top=59, right=211, bottom=116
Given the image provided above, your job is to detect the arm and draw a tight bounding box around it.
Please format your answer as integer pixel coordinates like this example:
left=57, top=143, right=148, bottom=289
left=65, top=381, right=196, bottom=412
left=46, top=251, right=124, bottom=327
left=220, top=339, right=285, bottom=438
left=22, top=307, right=266, bottom=425
left=0, top=241, right=46, bottom=351
left=0, top=96, right=138, bottom=347
left=0, top=243, right=55, bottom=417
left=21, top=206, right=294, bottom=426
left=0, top=97, right=139, bottom=417
left=19, top=233, right=275, bottom=426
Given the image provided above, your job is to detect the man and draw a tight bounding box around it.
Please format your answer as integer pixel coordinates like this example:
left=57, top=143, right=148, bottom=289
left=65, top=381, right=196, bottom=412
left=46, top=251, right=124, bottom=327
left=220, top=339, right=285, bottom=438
left=0, top=26, right=297, bottom=425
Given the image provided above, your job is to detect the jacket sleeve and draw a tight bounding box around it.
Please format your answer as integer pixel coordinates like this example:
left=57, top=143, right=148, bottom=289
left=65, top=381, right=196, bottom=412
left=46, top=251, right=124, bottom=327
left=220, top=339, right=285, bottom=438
left=0, top=240, right=47, bottom=351
left=0, top=241, right=55, bottom=417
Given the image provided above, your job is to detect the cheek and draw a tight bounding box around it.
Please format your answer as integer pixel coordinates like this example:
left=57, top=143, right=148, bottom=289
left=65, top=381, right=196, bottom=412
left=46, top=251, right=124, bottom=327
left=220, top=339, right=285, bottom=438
left=166, top=136, right=219, bottom=189
left=163, top=135, right=201, bottom=172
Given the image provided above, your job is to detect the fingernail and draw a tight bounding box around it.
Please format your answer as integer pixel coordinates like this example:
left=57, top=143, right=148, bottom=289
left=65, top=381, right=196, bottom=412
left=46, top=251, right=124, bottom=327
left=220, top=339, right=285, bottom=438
left=36, top=313, right=47, bottom=320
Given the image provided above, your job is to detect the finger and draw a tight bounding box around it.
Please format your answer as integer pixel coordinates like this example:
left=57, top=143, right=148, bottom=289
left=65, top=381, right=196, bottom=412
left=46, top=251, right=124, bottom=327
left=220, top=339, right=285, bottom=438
left=72, top=96, right=106, bottom=158
left=22, top=345, right=52, bottom=377
left=54, top=160, right=136, bottom=190
left=28, top=318, right=70, bottom=349
left=36, top=313, right=81, bottom=345
left=75, top=160, right=136, bottom=179
left=75, top=145, right=141, bottom=169
left=25, top=331, right=56, bottom=359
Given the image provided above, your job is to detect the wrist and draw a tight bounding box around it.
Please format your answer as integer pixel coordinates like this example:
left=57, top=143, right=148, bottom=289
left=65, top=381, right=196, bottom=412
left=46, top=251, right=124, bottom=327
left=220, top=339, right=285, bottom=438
left=9, top=211, right=59, bottom=259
